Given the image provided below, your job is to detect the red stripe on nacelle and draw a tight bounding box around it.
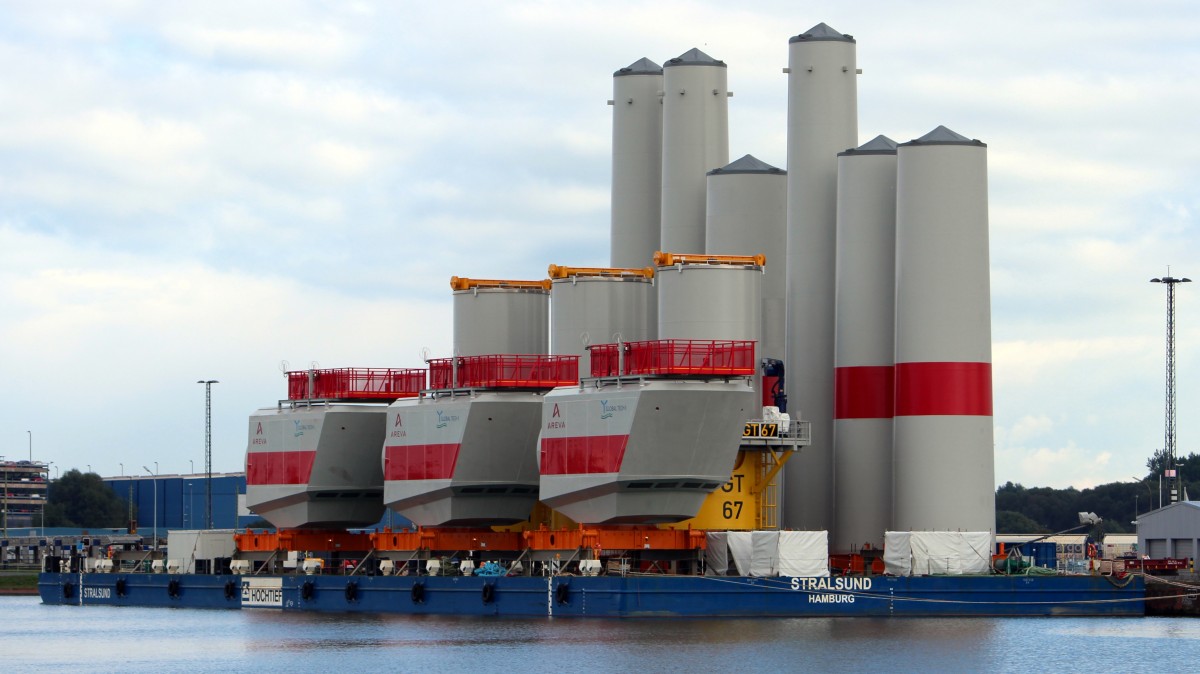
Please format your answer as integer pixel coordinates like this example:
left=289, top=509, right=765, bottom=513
left=540, top=435, right=629, bottom=475
left=894, top=362, right=992, bottom=416
left=246, top=450, right=317, bottom=485
left=834, top=366, right=895, bottom=419
left=384, top=444, right=462, bottom=481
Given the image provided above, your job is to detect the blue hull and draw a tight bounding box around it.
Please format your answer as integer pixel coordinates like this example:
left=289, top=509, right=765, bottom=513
left=39, top=572, right=1144, bottom=617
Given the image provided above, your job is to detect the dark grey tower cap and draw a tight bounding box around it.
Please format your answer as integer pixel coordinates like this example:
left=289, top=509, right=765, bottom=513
left=899, top=125, right=986, bottom=148
left=664, top=48, right=727, bottom=68
left=614, top=57, right=663, bottom=77
left=838, top=135, right=898, bottom=157
left=708, top=154, right=786, bottom=176
left=790, top=23, right=855, bottom=43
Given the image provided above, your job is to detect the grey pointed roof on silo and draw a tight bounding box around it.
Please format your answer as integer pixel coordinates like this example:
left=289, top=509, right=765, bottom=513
left=790, top=22, right=855, bottom=43
left=899, top=125, right=986, bottom=148
left=838, top=135, right=898, bottom=157
left=663, top=47, right=727, bottom=68
left=614, top=57, right=663, bottom=77
left=707, top=154, right=786, bottom=176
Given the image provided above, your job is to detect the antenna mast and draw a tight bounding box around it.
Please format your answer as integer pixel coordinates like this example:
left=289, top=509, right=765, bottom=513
left=1151, top=273, right=1191, bottom=504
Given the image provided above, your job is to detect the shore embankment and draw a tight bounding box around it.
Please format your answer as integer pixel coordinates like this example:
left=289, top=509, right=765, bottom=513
left=0, top=571, right=39, bottom=595
left=1145, top=571, right=1200, bottom=616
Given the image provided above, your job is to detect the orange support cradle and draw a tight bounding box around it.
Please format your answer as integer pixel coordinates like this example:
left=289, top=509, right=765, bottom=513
left=522, top=525, right=707, bottom=553
left=234, top=529, right=374, bottom=552
left=369, top=528, right=524, bottom=552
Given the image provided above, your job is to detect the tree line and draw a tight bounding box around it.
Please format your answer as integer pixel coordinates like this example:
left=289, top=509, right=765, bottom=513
left=996, top=451, right=1200, bottom=534
left=42, top=469, right=127, bottom=528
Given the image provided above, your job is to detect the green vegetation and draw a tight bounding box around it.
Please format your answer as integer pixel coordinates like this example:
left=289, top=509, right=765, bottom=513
left=44, top=469, right=128, bottom=528
left=0, top=572, right=38, bottom=590
left=994, top=451, right=1200, bottom=534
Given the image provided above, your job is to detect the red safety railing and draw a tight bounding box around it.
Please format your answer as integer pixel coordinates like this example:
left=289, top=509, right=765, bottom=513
left=428, top=355, right=580, bottom=390
left=589, top=343, right=622, bottom=377
left=588, top=340, right=756, bottom=378
left=286, top=368, right=426, bottom=401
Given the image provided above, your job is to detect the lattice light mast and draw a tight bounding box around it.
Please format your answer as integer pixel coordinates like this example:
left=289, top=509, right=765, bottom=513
left=198, top=379, right=218, bottom=528
left=1151, top=275, right=1190, bottom=504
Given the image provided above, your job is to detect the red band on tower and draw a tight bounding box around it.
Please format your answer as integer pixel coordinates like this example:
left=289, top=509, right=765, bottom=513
left=894, top=362, right=992, bottom=416
left=834, top=365, right=895, bottom=419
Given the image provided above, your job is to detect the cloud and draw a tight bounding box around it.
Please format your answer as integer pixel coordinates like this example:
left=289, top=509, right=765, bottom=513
left=997, top=442, right=1116, bottom=490
left=0, top=223, right=450, bottom=471
left=161, top=22, right=358, bottom=69
left=1001, top=415, right=1055, bottom=445
left=1, top=0, right=1198, bottom=488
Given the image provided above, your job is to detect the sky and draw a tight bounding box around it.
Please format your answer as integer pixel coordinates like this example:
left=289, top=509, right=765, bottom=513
left=1, top=1, right=1197, bottom=492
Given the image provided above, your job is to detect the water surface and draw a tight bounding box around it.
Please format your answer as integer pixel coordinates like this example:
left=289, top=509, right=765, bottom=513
left=4, top=596, right=1195, bottom=672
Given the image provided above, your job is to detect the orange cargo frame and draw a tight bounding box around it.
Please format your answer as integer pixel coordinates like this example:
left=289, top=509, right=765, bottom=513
left=234, top=529, right=375, bottom=552
left=522, top=526, right=707, bottom=553
left=236, top=526, right=706, bottom=554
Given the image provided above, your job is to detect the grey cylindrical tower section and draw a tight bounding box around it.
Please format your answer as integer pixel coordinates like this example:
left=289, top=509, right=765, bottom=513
left=611, top=59, right=663, bottom=269
left=451, top=279, right=550, bottom=356
left=832, top=136, right=897, bottom=552
left=893, top=126, right=994, bottom=535
left=660, top=49, right=729, bottom=254
left=783, top=23, right=858, bottom=532
left=656, top=260, right=762, bottom=344
left=706, top=155, right=787, bottom=367
left=550, top=268, right=656, bottom=377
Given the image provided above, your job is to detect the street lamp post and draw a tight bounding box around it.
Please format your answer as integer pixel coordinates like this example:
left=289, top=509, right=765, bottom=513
left=143, top=465, right=158, bottom=550
left=1132, top=476, right=1154, bottom=523
left=44, top=462, right=52, bottom=536
left=198, top=380, right=218, bottom=529
left=27, top=431, right=31, bottom=462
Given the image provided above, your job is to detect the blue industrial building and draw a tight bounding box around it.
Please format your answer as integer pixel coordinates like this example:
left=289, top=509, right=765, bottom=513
left=104, top=473, right=253, bottom=537
left=102, top=473, right=409, bottom=536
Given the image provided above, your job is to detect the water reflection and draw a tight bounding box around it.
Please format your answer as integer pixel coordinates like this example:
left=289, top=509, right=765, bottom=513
left=7, top=596, right=1200, bottom=672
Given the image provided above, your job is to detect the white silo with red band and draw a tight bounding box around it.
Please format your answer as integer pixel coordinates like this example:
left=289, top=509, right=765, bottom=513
left=832, top=135, right=897, bottom=552
left=892, top=125, right=994, bottom=534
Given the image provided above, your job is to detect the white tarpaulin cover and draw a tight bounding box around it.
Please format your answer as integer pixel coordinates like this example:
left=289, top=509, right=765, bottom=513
left=705, top=532, right=729, bottom=576
left=883, top=531, right=912, bottom=576
left=909, top=531, right=993, bottom=575
left=777, top=530, right=829, bottom=577
left=727, top=532, right=753, bottom=576
left=750, top=531, right=779, bottom=577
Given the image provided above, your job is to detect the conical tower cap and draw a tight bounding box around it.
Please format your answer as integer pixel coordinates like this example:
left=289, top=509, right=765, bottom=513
left=790, top=23, right=855, bottom=43
left=838, top=135, right=898, bottom=156
left=708, top=154, right=786, bottom=176
left=614, top=57, right=663, bottom=77
left=664, top=47, right=727, bottom=68
left=899, top=125, right=986, bottom=147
